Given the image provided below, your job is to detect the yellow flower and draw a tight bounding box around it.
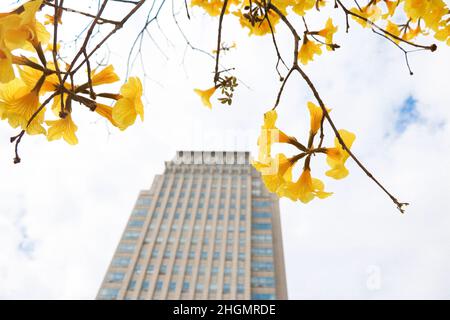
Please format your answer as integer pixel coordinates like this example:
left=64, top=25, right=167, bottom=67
left=44, top=13, right=62, bottom=25
left=385, top=20, right=401, bottom=43
left=190, top=0, right=238, bottom=16
left=256, top=110, right=291, bottom=164
left=0, top=15, right=21, bottom=83
left=298, top=38, right=322, bottom=65
left=46, top=42, right=60, bottom=52
left=292, top=0, right=317, bottom=16
left=91, top=65, right=120, bottom=86
left=325, top=129, right=356, bottom=179
left=278, top=169, right=332, bottom=203
left=384, top=0, right=398, bottom=17
left=46, top=114, right=78, bottom=145
left=0, top=46, right=14, bottom=83
left=253, top=153, right=295, bottom=193
left=307, top=101, right=329, bottom=135
left=318, top=18, right=338, bottom=51
left=0, top=78, right=46, bottom=135
left=18, top=61, right=59, bottom=94
left=402, top=24, right=421, bottom=41
left=350, top=5, right=382, bottom=28
left=194, top=86, right=216, bottom=109
left=404, top=0, right=447, bottom=31
left=2, top=0, right=50, bottom=50
left=435, top=25, right=450, bottom=45
left=95, top=103, right=124, bottom=130
left=112, top=77, right=144, bottom=129
left=234, top=10, right=280, bottom=36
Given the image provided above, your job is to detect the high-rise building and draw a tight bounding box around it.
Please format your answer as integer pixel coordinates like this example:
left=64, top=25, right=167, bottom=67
left=97, top=151, right=288, bottom=300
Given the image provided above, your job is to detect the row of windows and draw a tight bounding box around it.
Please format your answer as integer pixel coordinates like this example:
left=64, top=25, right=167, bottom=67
left=252, top=293, right=275, bottom=300
left=251, top=261, right=275, bottom=272
left=160, top=191, right=248, bottom=199
left=148, top=249, right=245, bottom=261
left=155, top=202, right=247, bottom=209
left=109, top=261, right=247, bottom=279
left=98, top=288, right=119, bottom=299
left=252, top=200, right=272, bottom=208
left=252, top=212, right=272, bottom=219
left=251, top=277, right=276, bottom=288
left=126, top=280, right=245, bottom=294
left=151, top=212, right=247, bottom=221
left=251, top=247, right=273, bottom=256
left=127, top=220, right=248, bottom=234
left=252, top=223, right=272, bottom=230
left=251, top=234, right=273, bottom=242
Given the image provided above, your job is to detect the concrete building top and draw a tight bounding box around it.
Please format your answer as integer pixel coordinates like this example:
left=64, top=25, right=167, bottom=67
left=171, top=151, right=250, bottom=166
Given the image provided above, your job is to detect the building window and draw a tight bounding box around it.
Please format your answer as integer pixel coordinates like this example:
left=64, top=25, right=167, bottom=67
left=134, top=265, right=142, bottom=275
left=201, top=251, right=208, bottom=259
left=156, top=280, right=163, bottom=291
left=142, top=280, right=150, bottom=291
left=132, top=208, right=147, bottom=216
left=198, top=265, right=206, bottom=275
left=169, top=282, right=176, bottom=292
left=238, top=252, right=245, bottom=261
left=223, top=283, right=230, bottom=294
left=164, top=250, right=171, bottom=258
left=251, top=247, right=273, bottom=256
left=252, top=200, right=271, bottom=208
left=160, top=265, right=167, bottom=275
left=118, top=244, right=135, bottom=253
left=251, top=261, right=274, bottom=272
left=112, top=257, right=131, bottom=268
left=128, top=220, right=144, bottom=228
left=99, top=288, right=119, bottom=300
left=252, top=212, right=272, bottom=219
left=136, top=197, right=152, bottom=206
left=186, top=265, right=193, bottom=275
left=173, top=265, right=180, bottom=275
left=182, top=282, right=190, bottom=293
left=106, top=272, right=125, bottom=283
left=196, top=283, right=204, bottom=292
left=251, top=234, right=273, bottom=242
left=251, top=277, right=275, bottom=288
left=252, top=223, right=272, bottom=230
left=123, top=231, right=141, bottom=240
left=213, top=252, right=220, bottom=260
left=128, top=280, right=136, bottom=291
left=151, top=249, right=159, bottom=258
left=147, top=265, right=154, bottom=274
left=251, top=293, right=275, bottom=300
left=237, top=283, right=245, bottom=294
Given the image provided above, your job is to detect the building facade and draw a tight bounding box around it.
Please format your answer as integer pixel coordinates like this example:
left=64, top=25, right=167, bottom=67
left=97, top=151, right=288, bottom=300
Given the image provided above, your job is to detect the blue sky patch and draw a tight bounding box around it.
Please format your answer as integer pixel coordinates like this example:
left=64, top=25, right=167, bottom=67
left=395, top=96, right=420, bottom=134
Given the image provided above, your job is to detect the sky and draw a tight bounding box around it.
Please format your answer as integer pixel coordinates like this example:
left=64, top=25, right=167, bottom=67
left=0, top=0, right=449, bottom=299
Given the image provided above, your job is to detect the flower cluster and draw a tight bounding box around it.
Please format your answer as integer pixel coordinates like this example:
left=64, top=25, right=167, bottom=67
left=192, top=0, right=449, bottom=108
left=252, top=104, right=355, bottom=203
left=0, top=1, right=144, bottom=154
